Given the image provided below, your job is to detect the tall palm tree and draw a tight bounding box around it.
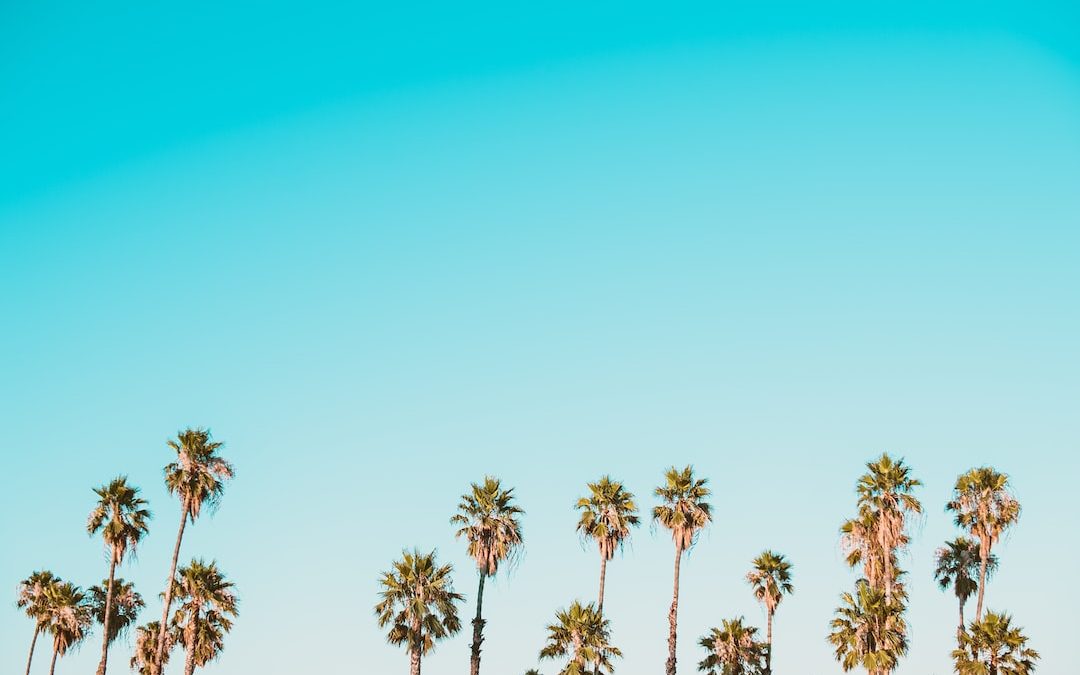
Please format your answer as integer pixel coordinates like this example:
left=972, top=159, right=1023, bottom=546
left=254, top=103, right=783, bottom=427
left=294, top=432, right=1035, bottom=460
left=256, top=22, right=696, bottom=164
left=88, top=578, right=145, bottom=646
left=451, top=476, right=525, bottom=675
left=697, top=617, right=768, bottom=675
left=171, top=559, right=239, bottom=675
left=828, top=581, right=907, bottom=675
left=653, top=465, right=712, bottom=675
left=375, top=549, right=463, bottom=675
left=934, top=537, right=997, bottom=637
left=854, top=454, right=922, bottom=602
left=538, top=600, right=622, bottom=675
left=575, top=476, right=640, bottom=613
left=947, top=467, right=1020, bottom=621
left=17, top=570, right=61, bottom=675
left=154, top=428, right=234, bottom=672
left=746, top=551, right=793, bottom=673
left=41, top=581, right=92, bottom=675
left=131, top=621, right=178, bottom=675
left=840, top=511, right=906, bottom=595
left=87, top=476, right=151, bottom=675
left=952, top=612, right=1039, bottom=675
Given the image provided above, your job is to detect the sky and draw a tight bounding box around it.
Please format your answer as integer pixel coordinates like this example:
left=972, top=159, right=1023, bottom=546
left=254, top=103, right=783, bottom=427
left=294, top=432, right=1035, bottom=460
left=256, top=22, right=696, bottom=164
left=2, top=1, right=1079, bottom=674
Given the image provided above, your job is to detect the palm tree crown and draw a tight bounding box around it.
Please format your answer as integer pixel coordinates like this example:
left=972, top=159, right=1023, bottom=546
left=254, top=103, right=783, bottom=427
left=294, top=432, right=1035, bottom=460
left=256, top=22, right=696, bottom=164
left=934, top=537, right=997, bottom=634
left=88, top=578, right=145, bottom=644
left=538, top=600, right=622, bottom=675
left=131, top=621, right=179, bottom=675
left=853, top=454, right=922, bottom=602
left=747, top=551, right=794, bottom=617
left=42, top=581, right=92, bottom=673
left=828, top=581, right=908, bottom=674
left=171, top=559, right=239, bottom=674
left=165, top=429, right=235, bottom=521
left=697, top=618, right=768, bottom=675
left=87, top=476, right=152, bottom=561
left=953, top=612, right=1039, bottom=675
left=452, top=476, right=525, bottom=576
left=577, top=476, right=640, bottom=561
left=653, top=466, right=712, bottom=551
left=17, top=570, right=61, bottom=675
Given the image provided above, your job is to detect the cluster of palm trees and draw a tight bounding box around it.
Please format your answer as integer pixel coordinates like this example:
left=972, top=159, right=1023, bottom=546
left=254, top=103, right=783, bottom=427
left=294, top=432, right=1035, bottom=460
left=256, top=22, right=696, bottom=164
left=375, top=457, right=1040, bottom=675
left=14, top=428, right=237, bottom=675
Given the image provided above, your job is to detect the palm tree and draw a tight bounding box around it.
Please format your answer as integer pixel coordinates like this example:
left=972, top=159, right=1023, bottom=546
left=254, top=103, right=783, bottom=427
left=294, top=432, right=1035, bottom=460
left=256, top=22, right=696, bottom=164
left=653, top=465, right=712, bottom=675
left=17, top=570, right=61, bottom=675
left=131, top=621, right=178, bottom=675
left=575, top=476, right=640, bottom=613
left=375, top=549, right=464, bottom=675
left=828, top=581, right=907, bottom=675
left=154, top=428, right=234, bottom=672
left=854, top=454, right=922, bottom=602
left=953, top=612, right=1039, bottom=674
left=538, top=600, right=622, bottom=675
left=87, top=476, right=151, bottom=675
left=947, top=467, right=1020, bottom=621
left=451, top=476, right=525, bottom=675
left=171, top=559, right=239, bottom=675
left=746, top=551, right=793, bottom=673
left=697, top=617, right=768, bottom=675
left=41, top=581, right=92, bottom=675
left=88, top=578, right=145, bottom=646
left=934, top=537, right=997, bottom=637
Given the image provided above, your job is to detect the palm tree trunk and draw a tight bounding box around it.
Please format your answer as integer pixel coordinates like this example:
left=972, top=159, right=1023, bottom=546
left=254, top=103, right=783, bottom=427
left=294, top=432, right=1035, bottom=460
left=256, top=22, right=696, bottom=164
left=958, top=596, right=966, bottom=638
left=666, top=548, right=682, bottom=675
left=410, top=645, right=421, bottom=675
left=184, top=613, right=197, bottom=675
left=156, top=496, right=191, bottom=671
left=598, top=557, right=608, bottom=613
left=975, top=553, right=989, bottom=621
left=470, top=573, right=486, bottom=675
left=97, top=550, right=119, bottom=675
left=766, top=608, right=774, bottom=674
left=25, top=625, right=40, bottom=675
left=49, top=638, right=59, bottom=675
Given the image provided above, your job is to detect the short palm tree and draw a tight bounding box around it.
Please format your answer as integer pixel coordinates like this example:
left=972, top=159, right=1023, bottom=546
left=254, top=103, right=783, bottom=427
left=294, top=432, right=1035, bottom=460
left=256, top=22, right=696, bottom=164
left=88, top=578, right=145, bottom=646
left=575, top=475, right=640, bottom=612
left=952, top=612, right=1039, bottom=674
left=828, top=581, right=907, bottom=675
left=375, top=549, right=464, bottom=675
left=131, top=621, right=178, bottom=675
left=154, top=428, right=234, bottom=672
left=697, top=617, right=768, bottom=675
left=934, top=537, right=997, bottom=637
left=171, top=559, right=239, bottom=675
left=17, top=570, right=61, bottom=675
left=451, top=476, right=525, bottom=675
left=41, top=581, right=92, bottom=675
left=854, top=454, right=922, bottom=602
left=538, top=600, right=622, bottom=675
left=653, top=465, right=712, bottom=675
left=947, top=467, right=1020, bottom=621
left=746, top=551, right=793, bottom=673
left=87, top=476, right=151, bottom=675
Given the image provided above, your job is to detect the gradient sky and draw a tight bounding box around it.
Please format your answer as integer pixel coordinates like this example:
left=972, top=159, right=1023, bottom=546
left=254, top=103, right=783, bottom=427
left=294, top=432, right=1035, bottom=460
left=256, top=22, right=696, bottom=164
left=2, top=2, right=1079, bottom=674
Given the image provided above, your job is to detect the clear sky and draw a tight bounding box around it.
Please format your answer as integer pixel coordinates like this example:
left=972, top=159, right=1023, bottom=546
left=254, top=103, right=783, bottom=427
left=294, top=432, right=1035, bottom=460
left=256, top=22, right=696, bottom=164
left=2, top=2, right=1079, bottom=674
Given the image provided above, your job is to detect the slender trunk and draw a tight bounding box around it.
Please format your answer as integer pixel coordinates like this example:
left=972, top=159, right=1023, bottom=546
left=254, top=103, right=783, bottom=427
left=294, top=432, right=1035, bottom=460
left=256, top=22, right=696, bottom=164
left=666, top=548, right=682, bottom=675
left=97, top=551, right=119, bottom=675
left=184, top=611, right=197, bottom=675
left=766, top=608, right=774, bottom=674
left=49, top=638, right=59, bottom=675
left=958, top=596, right=966, bottom=639
left=25, top=625, right=40, bottom=675
left=409, top=647, right=421, bottom=675
left=598, top=557, right=608, bottom=613
left=469, top=574, right=486, bottom=675
left=975, top=553, right=989, bottom=621
left=156, top=497, right=191, bottom=670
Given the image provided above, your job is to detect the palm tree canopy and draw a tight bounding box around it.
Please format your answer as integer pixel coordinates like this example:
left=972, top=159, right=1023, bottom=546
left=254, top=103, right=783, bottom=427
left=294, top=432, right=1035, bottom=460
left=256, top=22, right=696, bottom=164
left=375, top=549, right=463, bottom=655
left=539, top=600, right=622, bottom=675
left=17, top=570, right=61, bottom=626
left=42, top=581, right=92, bottom=657
left=746, top=551, right=794, bottom=614
left=164, top=428, right=235, bottom=521
left=652, top=465, right=712, bottom=552
left=131, top=621, right=179, bottom=675
left=697, top=617, right=768, bottom=675
left=827, top=581, right=908, bottom=673
left=451, top=476, right=525, bottom=577
left=947, top=467, right=1021, bottom=552
left=934, top=537, right=997, bottom=602
left=171, top=559, right=239, bottom=666
left=953, top=612, right=1039, bottom=675
left=88, top=577, right=145, bottom=644
left=87, top=476, right=152, bottom=561
left=576, top=476, right=640, bottom=561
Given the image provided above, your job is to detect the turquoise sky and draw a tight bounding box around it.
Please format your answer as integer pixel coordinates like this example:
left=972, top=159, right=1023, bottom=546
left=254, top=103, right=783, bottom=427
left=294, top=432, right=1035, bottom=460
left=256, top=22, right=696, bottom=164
left=2, top=2, right=1079, bottom=674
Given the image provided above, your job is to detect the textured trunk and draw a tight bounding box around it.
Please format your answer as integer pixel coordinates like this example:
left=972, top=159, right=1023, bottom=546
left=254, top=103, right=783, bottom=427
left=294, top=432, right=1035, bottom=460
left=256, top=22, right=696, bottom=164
left=975, top=552, right=989, bottom=621
left=766, top=608, right=774, bottom=674
left=598, top=557, right=608, bottom=613
left=156, top=497, right=191, bottom=670
left=469, top=574, right=486, bottom=675
left=884, top=552, right=893, bottom=603
left=958, top=596, right=966, bottom=638
left=666, top=548, right=682, bottom=675
left=25, top=626, right=40, bottom=675
left=97, top=551, right=119, bottom=675
left=49, top=638, right=59, bottom=675
left=184, top=612, right=197, bottom=675
left=410, top=642, right=421, bottom=675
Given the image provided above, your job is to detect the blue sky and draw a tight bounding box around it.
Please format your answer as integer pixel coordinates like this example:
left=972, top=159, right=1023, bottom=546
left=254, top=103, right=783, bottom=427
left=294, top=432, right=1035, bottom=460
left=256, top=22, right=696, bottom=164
left=2, top=2, right=1079, bottom=673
